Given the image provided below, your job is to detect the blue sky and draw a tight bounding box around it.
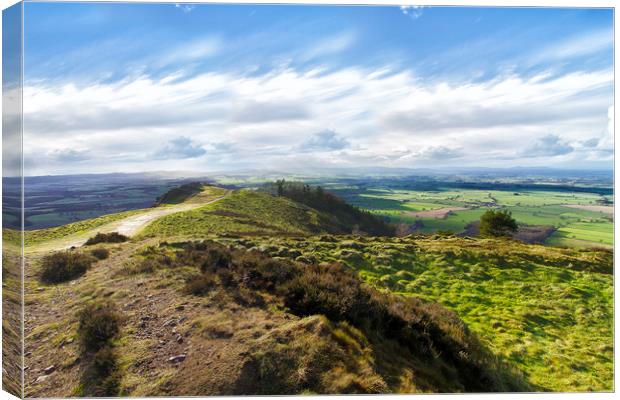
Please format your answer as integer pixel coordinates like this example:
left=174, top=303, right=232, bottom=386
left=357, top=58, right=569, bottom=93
left=18, top=3, right=614, bottom=175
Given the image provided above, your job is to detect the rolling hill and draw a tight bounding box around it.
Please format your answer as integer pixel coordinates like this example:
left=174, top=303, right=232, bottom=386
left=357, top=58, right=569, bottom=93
left=16, top=183, right=613, bottom=396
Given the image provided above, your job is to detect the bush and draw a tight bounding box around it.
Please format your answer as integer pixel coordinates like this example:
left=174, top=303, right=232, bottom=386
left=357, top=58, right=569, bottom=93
left=77, top=302, right=122, bottom=352
left=40, top=251, right=96, bottom=283
left=282, top=263, right=370, bottom=324
left=479, top=209, right=518, bottom=238
left=85, top=232, right=128, bottom=246
left=200, top=247, right=233, bottom=272
left=90, top=248, right=110, bottom=260
left=184, top=274, right=217, bottom=296
left=76, top=302, right=123, bottom=397
left=79, top=347, right=121, bottom=397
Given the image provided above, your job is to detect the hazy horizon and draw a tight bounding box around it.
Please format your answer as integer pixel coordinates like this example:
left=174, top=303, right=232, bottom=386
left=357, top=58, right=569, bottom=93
left=5, top=165, right=614, bottom=180
left=10, top=4, right=615, bottom=175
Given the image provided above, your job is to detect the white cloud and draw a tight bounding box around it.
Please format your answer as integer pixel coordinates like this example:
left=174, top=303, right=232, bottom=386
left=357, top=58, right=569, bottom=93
left=400, top=6, right=424, bottom=19
left=22, top=65, right=613, bottom=175
left=175, top=3, right=195, bottom=13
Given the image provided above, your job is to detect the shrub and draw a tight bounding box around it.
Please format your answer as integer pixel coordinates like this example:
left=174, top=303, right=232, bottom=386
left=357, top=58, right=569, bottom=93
left=200, top=247, right=232, bottom=272
left=184, top=274, right=217, bottom=296
left=77, top=302, right=122, bottom=352
left=282, top=263, right=370, bottom=324
left=79, top=347, right=121, bottom=397
left=40, top=251, right=96, bottom=283
left=85, top=232, right=128, bottom=246
left=90, top=248, right=110, bottom=260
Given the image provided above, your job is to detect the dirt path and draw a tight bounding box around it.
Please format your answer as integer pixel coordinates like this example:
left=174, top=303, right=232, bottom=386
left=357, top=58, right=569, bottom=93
left=29, top=193, right=229, bottom=252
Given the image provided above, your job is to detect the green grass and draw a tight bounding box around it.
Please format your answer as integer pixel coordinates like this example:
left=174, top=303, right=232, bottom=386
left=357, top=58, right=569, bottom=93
left=140, top=189, right=337, bottom=238
left=156, top=184, right=228, bottom=205
left=226, top=235, right=613, bottom=392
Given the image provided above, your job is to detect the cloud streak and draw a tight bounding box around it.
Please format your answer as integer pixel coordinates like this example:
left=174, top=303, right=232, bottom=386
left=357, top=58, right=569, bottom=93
left=22, top=64, right=613, bottom=175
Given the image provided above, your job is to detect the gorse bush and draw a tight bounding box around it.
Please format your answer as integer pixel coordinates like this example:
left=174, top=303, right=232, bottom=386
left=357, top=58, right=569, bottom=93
left=40, top=251, right=96, bottom=283
left=77, top=301, right=122, bottom=352
left=85, top=232, right=128, bottom=246
left=90, top=248, right=110, bottom=260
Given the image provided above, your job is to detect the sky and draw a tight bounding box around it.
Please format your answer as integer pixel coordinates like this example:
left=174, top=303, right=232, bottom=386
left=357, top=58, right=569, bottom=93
left=15, top=3, right=614, bottom=175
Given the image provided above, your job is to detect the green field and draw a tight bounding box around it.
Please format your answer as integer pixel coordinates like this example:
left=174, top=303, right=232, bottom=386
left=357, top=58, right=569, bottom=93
left=334, top=188, right=613, bottom=248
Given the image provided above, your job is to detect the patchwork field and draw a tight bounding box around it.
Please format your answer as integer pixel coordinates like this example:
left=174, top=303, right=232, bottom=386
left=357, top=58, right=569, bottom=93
left=332, top=187, right=613, bottom=248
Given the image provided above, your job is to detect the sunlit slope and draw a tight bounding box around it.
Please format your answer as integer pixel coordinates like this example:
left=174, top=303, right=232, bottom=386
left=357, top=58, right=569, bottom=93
left=226, top=235, right=613, bottom=392
left=140, top=189, right=366, bottom=238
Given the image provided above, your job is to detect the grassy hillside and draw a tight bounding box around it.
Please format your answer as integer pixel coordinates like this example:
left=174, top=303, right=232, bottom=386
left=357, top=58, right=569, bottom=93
left=261, top=181, right=395, bottom=236
left=224, top=235, right=612, bottom=391
left=155, top=184, right=227, bottom=205
left=24, top=239, right=529, bottom=396
left=141, top=189, right=353, bottom=238
left=20, top=183, right=613, bottom=395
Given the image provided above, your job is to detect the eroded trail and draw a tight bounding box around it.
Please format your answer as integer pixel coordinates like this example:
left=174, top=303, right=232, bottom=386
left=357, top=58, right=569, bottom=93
left=29, top=193, right=229, bottom=252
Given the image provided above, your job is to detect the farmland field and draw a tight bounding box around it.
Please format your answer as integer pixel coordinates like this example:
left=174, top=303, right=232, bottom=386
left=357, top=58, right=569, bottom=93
left=330, top=187, right=613, bottom=248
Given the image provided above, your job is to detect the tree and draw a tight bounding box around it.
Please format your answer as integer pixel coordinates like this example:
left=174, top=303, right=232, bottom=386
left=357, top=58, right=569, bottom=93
left=276, top=179, right=284, bottom=197
left=479, top=209, right=518, bottom=237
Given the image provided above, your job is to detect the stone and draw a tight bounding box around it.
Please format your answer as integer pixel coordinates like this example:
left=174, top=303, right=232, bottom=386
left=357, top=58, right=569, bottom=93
left=163, top=319, right=177, bottom=327
left=168, top=354, right=186, bottom=363
left=43, top=365, right=55, bottom=375
left=35, top=375, right=50, bottom=384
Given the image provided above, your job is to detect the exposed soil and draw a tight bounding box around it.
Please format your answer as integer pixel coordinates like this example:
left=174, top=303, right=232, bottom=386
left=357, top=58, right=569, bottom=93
left=406, top=207, right=468, bottom=219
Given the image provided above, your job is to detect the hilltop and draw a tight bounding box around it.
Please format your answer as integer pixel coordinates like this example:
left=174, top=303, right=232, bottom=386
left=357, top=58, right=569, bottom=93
left=17, top=183, right=613, bottom=396
left=140, top=185, right=393, bottom=239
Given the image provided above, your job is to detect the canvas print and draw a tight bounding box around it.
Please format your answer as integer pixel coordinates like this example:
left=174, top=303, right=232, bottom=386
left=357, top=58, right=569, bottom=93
left=2, top=2, right=614, bottom=397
